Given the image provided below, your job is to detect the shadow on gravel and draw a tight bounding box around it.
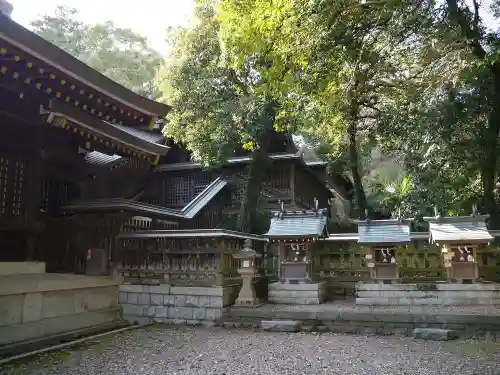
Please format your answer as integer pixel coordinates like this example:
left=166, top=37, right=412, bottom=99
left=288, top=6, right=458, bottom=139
left=0, top=327, right=143, bottom=375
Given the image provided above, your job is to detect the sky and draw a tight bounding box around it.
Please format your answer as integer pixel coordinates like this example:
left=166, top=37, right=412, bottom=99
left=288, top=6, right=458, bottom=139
left=8, top=0, right=498, bottom=55
left=9, top=0, right=195, bottom=54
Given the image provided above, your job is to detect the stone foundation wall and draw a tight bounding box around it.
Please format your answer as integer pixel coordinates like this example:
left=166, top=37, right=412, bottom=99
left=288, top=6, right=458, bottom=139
left=356, top=282, right=500, bottom=305
left=0, top=273, right=121, bottom=346
left=120, top=285, right=239, bottom=325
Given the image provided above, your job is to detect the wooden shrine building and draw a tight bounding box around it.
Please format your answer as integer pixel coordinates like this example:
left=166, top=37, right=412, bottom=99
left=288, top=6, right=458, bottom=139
left=0, top=12, right=172, bottom=273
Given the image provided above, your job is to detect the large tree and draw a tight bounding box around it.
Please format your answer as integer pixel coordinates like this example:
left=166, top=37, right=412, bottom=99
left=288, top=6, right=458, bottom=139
left=373, top=0, right=500, bottom=224
left=218, top=0, right=426, bottom=219
left=157, top=3, right=280, bottom=232
left=31, top=6, right=163, bottom=98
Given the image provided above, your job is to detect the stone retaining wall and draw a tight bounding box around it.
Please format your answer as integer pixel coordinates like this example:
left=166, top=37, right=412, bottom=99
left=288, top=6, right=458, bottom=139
left=0, top=272, right=121, bottom=346
left=356, top=282, right=500, bottom=305
left=120, top=285, right=238, bottom=325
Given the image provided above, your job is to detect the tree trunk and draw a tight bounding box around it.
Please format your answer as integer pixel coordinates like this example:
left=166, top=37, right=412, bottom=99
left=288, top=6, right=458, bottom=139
left=348, top=121, right=369, bottom=219
left=235, top=138, right=271, bottom=233
left=481, top=66, right=500, bottom=228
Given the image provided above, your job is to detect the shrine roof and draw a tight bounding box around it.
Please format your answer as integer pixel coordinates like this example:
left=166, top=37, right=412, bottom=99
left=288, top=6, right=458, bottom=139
left=117, top=229, right=267, bottom=241
left=0, top=13, right=170, bottom=118
left=83, top=127, right=165, bottom=167
left=353, top=219, right=413, bottom=245
left=265, top=209, right=328, bottom=239
left=63, top=177, right=228, bottom=219
left=44, top=100, right=170, bottom=160
left=423, top=215, right=493, bottom=244
left=153, top=153, right=302, bottom=172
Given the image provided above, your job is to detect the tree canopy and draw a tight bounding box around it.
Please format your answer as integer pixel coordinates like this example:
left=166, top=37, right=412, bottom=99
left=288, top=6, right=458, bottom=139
left=31, top=6, right=163, bottom=98
left=215, top=0, right=500, bottom=225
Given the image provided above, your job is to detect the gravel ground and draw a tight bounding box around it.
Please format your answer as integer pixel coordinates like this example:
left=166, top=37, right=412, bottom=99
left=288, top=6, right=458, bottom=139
left=3, top=326, right=500, bottom=375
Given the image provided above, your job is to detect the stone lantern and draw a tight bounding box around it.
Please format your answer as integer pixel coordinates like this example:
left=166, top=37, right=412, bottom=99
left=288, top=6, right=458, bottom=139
left=233, top=239, right=262, bottom=307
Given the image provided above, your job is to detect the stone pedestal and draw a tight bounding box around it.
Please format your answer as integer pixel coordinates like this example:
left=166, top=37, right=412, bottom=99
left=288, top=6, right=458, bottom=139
left=235, top=268, right=261, bottom=307
left=232, top=239, right=262, bottom=307
left=268, top=282, right=326, bottom=305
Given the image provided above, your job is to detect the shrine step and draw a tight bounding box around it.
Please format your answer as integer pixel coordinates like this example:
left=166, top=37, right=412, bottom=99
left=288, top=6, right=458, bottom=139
left=413, top=328, right=458, bottom=341
left=261, top=320, right=301, bottom=332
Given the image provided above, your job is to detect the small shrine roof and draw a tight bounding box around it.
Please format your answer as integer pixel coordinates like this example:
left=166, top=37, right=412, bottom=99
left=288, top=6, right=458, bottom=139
left=354, top=219, right=413, bottom=245
left=423, top=215, right=493, bottom=244
left=265, top=209, right=328, bottom=239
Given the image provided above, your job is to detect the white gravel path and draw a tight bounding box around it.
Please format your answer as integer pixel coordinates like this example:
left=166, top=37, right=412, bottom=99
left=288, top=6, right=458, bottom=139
left=3, top=326, right=500, bottom=375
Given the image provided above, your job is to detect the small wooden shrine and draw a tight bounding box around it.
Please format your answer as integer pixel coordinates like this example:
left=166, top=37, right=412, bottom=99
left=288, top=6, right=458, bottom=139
left=354, top=213, right=413, bottom=283
left=265, top=199, right=329, bottom=304
left=424, top=206, right=493, bottom=282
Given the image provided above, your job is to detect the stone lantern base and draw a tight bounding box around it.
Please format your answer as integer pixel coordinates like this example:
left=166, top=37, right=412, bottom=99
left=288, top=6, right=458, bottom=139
left=234, top=267, right=261, bottom=307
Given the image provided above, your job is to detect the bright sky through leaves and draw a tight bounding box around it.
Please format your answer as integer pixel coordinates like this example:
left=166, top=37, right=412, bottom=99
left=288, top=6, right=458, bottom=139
left=9, top=0, right=195, bottom=54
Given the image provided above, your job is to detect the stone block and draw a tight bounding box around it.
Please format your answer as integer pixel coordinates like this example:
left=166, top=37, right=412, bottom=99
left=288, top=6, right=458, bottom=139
left=170, top=286, right=223, bottom=297
left=120, top=284, right=146, bottom=293
left=42, top=290, right=75, bottom=319
left=192, top=308, right=206, bottom=320
left=356, top=297, right=389, bottom=305
left=154, top=306, right=168, bottom=319
left=148, top=284, right=170, bottom=294
left=174, top=295, right=187, bottom=306
left=163, top=295, right=175, bottom=306
left=150, top=294, right=163, bottom=306
left=198, top=296, right=211, bottom=307
left=121, top=304, right=143, bottom=317
left=413, top=328, right=458, bottom=341
left=168, top=306, right=193, bottom=320
left=268, top=290, right=323, bottom=298
left=268, top=296, right=321, bottom=305
left=119, top=292, right=127, bottom=304
left=137, top=293, right=150, bottom=305
left=22, top=292, right=43, bottom=323
left=144, top=306, right=156, bottom=317
left=209, top=296, right=223, bottom=308
left=261, top=320, right=300, bottom=332
left=205, top=308, right=223, bottom=321
left=0, top=295, right=23, bottom=326
left=268, top=282, right=324, bottom=291
left=127, top=292, right=139, bottom=304
left=185, top=295, right=200, bottom=307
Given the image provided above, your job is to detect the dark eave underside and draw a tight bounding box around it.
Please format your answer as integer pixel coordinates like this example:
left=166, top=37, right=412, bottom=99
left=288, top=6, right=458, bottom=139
left=0, top=13, right=170, bottom=117
left=48, top=100, right=170, bottom=156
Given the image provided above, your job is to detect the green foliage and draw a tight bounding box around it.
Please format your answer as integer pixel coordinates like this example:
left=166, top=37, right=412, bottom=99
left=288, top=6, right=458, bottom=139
left=31, top=6, right=163, bottom=98
left=216, top=0, right=500, bottom=225
left=158, top=3, right=278, bottom=167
